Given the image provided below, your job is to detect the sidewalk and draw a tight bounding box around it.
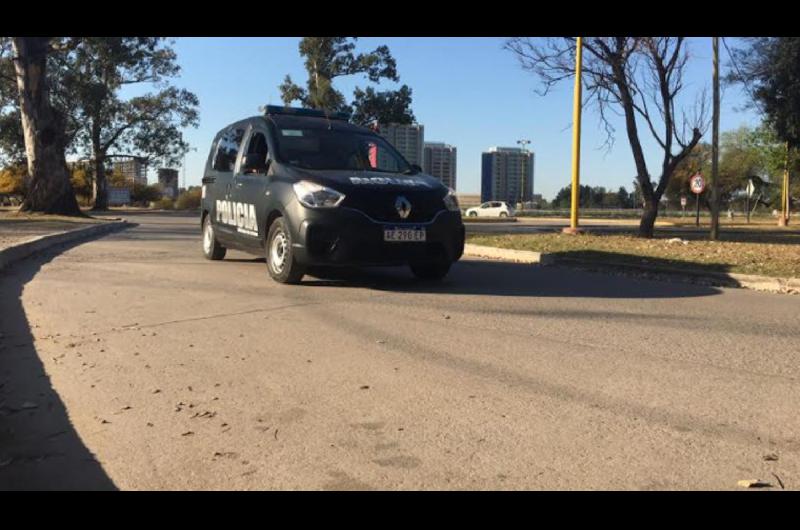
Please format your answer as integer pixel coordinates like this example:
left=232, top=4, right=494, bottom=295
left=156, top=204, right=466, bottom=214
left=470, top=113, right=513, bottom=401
left=0, top=215, right=105, bottom=248
left=0, top=212, right=129, bottom=271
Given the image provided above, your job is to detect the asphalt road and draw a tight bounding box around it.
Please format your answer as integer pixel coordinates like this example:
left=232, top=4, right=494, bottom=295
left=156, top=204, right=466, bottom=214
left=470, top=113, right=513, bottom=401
left=2, top=212, right=799, bottom=490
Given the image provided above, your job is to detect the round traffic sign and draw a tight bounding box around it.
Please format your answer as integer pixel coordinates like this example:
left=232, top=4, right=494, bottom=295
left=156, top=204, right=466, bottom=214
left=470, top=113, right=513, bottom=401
left=690, top=174, right=705, bottom=194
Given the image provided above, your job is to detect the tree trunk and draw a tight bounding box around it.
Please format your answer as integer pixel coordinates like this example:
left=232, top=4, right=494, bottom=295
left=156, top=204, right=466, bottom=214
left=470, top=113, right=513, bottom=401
left=613, top=63, right=659, bottom=240
left=639, top=197, right=659, bottom=238
left=11, top=37, right=82, bottom=216
left=91, top=139, right=108, bottom=211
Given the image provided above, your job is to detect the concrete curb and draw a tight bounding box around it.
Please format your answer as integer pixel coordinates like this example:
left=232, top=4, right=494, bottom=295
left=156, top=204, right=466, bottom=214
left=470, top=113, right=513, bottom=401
left=0, top=220, right=130, bottom=272
left=463, top=243, right=799, bottom=295
left=461, top=217, right=519, bottom=223
left=463, top=243, right=553, bottom=265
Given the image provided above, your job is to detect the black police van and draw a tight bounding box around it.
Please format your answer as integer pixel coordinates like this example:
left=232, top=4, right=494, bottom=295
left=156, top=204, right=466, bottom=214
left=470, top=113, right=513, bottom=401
left=200, top=106, right=465, bottom=284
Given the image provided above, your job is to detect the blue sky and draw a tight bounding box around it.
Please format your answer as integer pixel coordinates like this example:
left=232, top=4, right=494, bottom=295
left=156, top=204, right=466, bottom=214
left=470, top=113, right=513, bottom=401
left=152, top=37, right=761, bottom=200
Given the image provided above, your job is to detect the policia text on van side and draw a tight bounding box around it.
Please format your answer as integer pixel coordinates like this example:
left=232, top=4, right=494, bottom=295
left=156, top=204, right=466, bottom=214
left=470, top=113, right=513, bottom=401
left=200, top=106, right=465, bottom=284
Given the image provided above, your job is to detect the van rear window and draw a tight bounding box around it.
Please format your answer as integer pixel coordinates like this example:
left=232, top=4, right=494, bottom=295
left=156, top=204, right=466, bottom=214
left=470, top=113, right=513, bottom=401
left=212, top=127, right=245, bottom=172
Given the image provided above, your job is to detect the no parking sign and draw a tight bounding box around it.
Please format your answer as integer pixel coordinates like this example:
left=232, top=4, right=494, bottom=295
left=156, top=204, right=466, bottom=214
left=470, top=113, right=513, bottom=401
left=689, top=173, right=705, bottom=227
left=690, top=173, right=706, bottom=194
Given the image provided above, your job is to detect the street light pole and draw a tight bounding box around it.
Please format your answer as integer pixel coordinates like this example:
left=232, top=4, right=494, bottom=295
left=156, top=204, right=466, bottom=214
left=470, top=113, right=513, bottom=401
left=517, top=139, right=531, bottom=212
left=564, top=36, right=583, bottom=234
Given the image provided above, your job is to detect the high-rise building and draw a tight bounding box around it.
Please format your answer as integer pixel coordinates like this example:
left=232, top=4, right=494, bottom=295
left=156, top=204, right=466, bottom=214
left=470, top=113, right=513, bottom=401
left=377, top=123, right=424, bottom=167
left=112, top=157, right=148, bottom=186
left=158, top=168, right=179, bottom=199
left=423, top=142, right=457, bottom=190
left=480, top=147, right=534, bottom=204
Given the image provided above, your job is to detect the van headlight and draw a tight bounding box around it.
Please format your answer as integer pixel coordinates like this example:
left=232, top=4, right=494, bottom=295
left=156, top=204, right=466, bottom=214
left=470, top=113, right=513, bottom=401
left=443, top=187, right=460, bottom=212
left=293, top=180, right=345, bottom=208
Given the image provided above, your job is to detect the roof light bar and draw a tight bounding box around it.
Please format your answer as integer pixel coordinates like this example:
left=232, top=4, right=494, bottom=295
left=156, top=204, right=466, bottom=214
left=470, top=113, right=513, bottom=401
left=262, top=105, right=351, bottom=121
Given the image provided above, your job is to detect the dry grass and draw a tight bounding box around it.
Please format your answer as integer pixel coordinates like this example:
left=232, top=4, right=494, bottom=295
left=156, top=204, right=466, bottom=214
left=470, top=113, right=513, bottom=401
left=468, top=231, right=800, bottom=278
left=0, top=210, right=108, bottom=224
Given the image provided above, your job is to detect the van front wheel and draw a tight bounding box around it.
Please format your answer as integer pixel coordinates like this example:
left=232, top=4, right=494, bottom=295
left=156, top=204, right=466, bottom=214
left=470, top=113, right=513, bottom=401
left=202, top=215, right=226, bottom=260
left=266, top=217, right=305, bottom=284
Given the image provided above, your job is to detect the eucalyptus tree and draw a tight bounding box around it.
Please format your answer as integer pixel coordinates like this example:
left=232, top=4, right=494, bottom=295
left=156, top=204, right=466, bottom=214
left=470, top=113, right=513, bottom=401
left=64, top=37, right=198, bottom=210
left=278, top=37, right=414, bottom=125
left=2, top=37, right=81, bottom=214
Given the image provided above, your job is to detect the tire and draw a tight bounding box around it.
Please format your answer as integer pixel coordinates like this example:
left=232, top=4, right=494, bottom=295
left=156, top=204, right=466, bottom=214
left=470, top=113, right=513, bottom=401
left=410, top=260, right=452, bottom=280
left=202, top=214, right=226, bottom=260
left=266, top=216, right=305, bottom=284
left=499, top=212, right=508, bottom=218
left=468, top=211, right=477, bottom=217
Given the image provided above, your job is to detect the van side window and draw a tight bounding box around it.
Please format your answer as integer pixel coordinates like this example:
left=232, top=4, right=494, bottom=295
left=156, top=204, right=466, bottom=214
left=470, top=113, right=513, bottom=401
left=212, top=127, right=245, bottom=172
left=247, top=132, right=268, bottom=160
left=241, top=132, right=269, bottom=174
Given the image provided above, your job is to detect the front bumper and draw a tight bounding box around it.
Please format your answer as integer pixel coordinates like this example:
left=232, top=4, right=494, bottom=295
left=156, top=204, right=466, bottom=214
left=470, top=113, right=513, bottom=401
left=289, top=204, right=465, bottom=267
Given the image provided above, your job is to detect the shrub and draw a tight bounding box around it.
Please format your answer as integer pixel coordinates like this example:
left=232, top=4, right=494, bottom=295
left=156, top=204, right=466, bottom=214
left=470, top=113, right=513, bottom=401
left=175, top=187, right=201, bottom=210
left=0, top=164, right=27, bottom=195
left=132, top=183, right=162, bottom=204
left=153, top=197, right=174, bottom=210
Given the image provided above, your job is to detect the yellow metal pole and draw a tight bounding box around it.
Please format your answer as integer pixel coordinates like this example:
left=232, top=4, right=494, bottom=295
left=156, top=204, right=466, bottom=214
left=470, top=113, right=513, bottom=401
left=780, top=141, right=789, bottom=226
left=569, top=37, right=583, bottom=230
left=787, top=145, right=792, bottom=224
left=786, top=162, right=791, bottom=224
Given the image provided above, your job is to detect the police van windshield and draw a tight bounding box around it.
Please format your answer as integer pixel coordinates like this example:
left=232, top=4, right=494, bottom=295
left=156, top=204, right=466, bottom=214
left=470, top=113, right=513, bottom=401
left=274, top=127, right=413, bottom=174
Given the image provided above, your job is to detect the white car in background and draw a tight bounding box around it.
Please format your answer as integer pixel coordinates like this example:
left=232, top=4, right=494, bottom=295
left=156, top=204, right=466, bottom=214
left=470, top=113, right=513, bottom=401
left=465, top=201, right=515, bottom=218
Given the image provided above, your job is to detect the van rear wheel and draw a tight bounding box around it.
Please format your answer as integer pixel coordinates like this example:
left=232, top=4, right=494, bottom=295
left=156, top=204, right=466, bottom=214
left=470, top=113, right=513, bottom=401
left=266, top=217, right=305, bottom=284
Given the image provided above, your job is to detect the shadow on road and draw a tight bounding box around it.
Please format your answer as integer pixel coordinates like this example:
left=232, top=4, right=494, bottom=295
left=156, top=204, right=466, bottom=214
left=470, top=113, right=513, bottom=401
left=0, top=239, right=117, bottom=490
left=303, top=258, right=722, bottom=299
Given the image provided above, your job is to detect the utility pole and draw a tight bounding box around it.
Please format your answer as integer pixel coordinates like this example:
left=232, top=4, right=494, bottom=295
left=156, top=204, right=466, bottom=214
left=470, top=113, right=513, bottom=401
left=710, top=36, right=721, bottom=240
left=563, top=36, right=583, bottom=235
left=517, top=139, right=531, bottom=212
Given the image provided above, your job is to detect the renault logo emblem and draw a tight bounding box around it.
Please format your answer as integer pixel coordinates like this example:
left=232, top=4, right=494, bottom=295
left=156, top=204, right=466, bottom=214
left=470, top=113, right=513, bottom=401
left=395, top=196, right=412, bottom=219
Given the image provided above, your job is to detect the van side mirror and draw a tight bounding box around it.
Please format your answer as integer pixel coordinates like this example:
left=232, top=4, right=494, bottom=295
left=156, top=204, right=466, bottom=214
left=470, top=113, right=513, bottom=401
left=242, top=153, right=268, bottom=174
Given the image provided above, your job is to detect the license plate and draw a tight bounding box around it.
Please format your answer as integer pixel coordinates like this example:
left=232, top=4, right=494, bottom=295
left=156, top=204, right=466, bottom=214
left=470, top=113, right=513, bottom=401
left=384, top=227, right=426, bottom=242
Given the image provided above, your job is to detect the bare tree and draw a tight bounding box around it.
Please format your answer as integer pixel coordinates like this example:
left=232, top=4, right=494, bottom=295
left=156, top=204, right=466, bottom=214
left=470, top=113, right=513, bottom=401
left=506, top=37, right=709, bottom=237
